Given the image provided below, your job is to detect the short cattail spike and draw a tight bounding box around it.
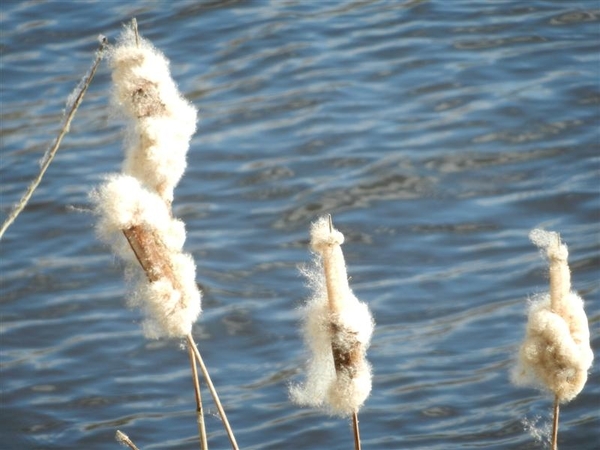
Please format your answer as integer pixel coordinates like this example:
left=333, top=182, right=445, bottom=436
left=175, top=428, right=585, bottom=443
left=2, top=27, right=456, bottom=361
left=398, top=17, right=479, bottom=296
left=512, top=229, right=593, bottom=403
left=291, top=216, right=374, bottom=418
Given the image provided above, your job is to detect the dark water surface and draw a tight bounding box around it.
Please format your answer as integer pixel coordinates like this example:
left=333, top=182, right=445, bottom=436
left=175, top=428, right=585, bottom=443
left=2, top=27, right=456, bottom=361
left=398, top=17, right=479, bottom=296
left=1, top=1, right=599, bottom=449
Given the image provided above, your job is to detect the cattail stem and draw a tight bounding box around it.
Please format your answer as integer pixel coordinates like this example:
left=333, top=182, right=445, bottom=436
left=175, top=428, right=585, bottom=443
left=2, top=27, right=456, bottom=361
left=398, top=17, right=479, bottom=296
left=188, top=344, right=208, bottom=450
left=186, top=333, right=239, bottom=450
left=115, top=430, right=140, bottom=450
left=131, top=18, right=140, bottom=47
left=551, top=395, right=559, bottom=450
left=0, top=37, right=107, bottom=240
left=352, top=411, right=362, bottom=450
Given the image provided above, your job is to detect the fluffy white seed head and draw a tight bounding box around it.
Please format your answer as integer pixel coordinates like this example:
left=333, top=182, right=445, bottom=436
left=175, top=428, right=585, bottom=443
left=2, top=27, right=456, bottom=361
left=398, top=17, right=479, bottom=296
left=291, top=217, right=374, bottom=417
left=91, top=174, right=186, bottom=256
left=91, top=24, right=202, bottom=341
left=109, top=25, right=197, bottom=203
left=328, top=359, right=372, bottom=415
left=512, top=230, right=593, bottom=403
left=135, top=253, right=202, bottom=339
left=310, top=216, right=345, bottom=253
left=91, top=173, right=200, bottom=339
left=290, top=290, right=336, bottom=409
left=529, top=229, right=568, bottom=261
left=512, top=293, right=593, bottom=403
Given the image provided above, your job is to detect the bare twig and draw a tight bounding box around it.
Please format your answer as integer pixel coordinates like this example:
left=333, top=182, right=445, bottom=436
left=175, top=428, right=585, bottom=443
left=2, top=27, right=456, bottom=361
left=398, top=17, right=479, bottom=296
left=0, top=37, right=108, bottom=240
left=186, top=333, right=239, bottom=450
left=188, top=343, right=208, bottom=450
left=352, top=412, right=362, bottom=450
left=552, top=396, right=559, bottom=450
left=131, top=18, right=140, bottom=47
left=115, top=430, right=140, bottom=450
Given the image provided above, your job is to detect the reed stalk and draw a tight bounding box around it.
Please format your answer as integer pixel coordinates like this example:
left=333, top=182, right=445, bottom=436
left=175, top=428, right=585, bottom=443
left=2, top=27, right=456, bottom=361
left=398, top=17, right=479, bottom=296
left=186, top=333, right=239, bottom=450
left=115, top=430, right=140, bottom=450
left=352, top=411, right=361, bottom=450
left=551, top=395, right=559, bottom=450
left=188, top=344, right=208, bottom=450
left=0, top=37, right=107, bottom=240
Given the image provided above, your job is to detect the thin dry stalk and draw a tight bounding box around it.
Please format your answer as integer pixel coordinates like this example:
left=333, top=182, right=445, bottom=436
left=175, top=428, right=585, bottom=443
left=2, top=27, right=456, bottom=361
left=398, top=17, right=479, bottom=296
left=115, top=430, right=140, bottom=450
left=186, top=333, right=239, bottom=450
left=352, top=411, right=361, bottom=450
left=188, top=344, right=208, bottom=450
left=0, top=38, right=107, bottom=240
left=131, top=18, right=140, bottom=47
left=552, top=395, right=559, bottom=450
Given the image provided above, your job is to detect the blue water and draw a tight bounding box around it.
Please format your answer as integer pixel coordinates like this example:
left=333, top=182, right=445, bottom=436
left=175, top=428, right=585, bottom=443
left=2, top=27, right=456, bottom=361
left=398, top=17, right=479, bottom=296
left=1, top=1, right=599, bottom=449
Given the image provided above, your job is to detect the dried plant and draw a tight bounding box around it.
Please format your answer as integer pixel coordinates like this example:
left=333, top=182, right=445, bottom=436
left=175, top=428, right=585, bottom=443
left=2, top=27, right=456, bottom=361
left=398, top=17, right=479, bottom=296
left=512, top=229, right=593, bottom=449
left=92, top=20, right=238, bottom=449
left=291, top=215, right=374, bottom=449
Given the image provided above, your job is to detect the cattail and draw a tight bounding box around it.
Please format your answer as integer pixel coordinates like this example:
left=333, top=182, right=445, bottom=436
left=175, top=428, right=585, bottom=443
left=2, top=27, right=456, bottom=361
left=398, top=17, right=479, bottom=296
left=512, top=229, right=593, bottom=403
left=91, top=23, right=201, bottom=339
left=92, top=22, right=238, bottom=448
left=291, top=216, right=374, bottom=417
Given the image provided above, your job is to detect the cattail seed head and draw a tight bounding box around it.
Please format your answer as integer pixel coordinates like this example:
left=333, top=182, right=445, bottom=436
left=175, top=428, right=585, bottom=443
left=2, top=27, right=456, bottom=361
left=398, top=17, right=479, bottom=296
left=291, top=216, right=374, bottom=417
left=512, top=229, right=593, bottom=403
left=92, top=23, right=202, bottom=340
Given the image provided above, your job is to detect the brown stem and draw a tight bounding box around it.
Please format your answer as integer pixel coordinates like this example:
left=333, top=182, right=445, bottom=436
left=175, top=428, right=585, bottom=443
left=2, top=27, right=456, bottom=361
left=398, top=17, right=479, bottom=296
left=552, top=396, right=559, bottom=450
left=188, top=343, right=208, bottom=450
left=352, top=411, right=362, bottom=450
left=186, top=333, right=239, bottom=450
left=330, top=321, right=362, bottom=376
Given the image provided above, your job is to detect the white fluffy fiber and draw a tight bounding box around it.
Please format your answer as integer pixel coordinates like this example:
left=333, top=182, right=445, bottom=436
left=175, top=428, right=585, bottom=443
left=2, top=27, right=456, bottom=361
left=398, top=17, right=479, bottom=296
left=92, top=174, right=186, bottom=258
left=133, top=253, right=201, bottom=339
left=291, top=217, right=374, bottom=417
left=512, top=229, right=593, bottom=403
left=91, top=174, right=200, bottom=339
left=91, top=25, right=202, bottom=340
left=109, top=26, right=197, bottom=203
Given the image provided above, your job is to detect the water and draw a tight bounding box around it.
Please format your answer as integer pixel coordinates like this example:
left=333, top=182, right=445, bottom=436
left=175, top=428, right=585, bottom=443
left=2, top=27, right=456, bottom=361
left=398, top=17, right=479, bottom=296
left=1, top=1, right=599, bottom=449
